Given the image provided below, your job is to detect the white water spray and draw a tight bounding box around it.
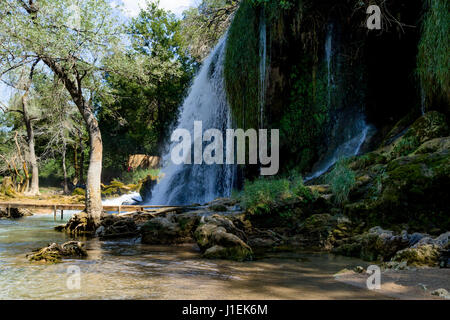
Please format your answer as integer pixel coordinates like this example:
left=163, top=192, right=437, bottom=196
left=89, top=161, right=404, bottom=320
left=146, top=36, right=236, bottom=205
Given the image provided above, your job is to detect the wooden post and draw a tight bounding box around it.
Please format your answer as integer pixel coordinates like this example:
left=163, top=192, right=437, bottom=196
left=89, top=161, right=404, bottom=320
left=53, top=205, right=57, bottom=221
left=118, top=205, right=121, bottom=215
left=61, top=209, right=64, bottom=220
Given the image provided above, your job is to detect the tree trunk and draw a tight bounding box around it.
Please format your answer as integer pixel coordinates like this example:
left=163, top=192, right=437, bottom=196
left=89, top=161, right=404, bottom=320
left=42, top=57, right=103, bottom=225
left=78, top=130, right=85, bottom=184
left=85, top=118, right=103, bottom=224
left=22, top=92, right=40, bottom=196
left=62, top=141, right=70, bottom=195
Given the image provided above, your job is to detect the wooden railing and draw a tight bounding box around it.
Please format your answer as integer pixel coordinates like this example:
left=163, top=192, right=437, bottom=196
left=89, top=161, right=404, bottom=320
left=0, top=202, right=184, bottom=220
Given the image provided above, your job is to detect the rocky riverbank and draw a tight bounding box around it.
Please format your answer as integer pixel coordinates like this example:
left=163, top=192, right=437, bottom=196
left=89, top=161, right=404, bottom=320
left=50, top=112, right=449, bottom=270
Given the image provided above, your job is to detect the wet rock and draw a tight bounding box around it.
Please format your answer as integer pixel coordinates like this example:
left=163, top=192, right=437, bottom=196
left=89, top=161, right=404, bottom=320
left=56, top=211, right=97, bottom=235
left=27, top=241, right=87, bottom=263
left=333, top=227, right=410, bottom=262
left=96, top=215, right=138, bottom=239
left=140, top=213, right=197, bottom=245
left=294, top=214, right=338, bottom=250
left=194, top=221, right=252, bottom=262
left=431, top=289, right=450, bottom=299
left=382, top=261, right=409, bottom=271
left=392, top=244, right=441, bottom=267
left=201, top=214, right=247, bottom=241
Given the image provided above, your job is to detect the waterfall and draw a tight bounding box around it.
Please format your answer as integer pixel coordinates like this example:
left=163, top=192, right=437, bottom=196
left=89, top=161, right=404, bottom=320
left=304, top=23, right=374, bottom=182
left=146, top=36, right=235, bottom=205
left=325, top=24, right=334, bottom=106
left=259, top=13, right=267, bottom=128
left=304, top=120, right=372, bottom=181
left=421, top=87, right=426, bottom=115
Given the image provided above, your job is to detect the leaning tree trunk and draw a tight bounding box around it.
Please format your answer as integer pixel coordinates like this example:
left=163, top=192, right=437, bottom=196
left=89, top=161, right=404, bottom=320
left=42, top=58, right=104, bottom=225
left=22, top=92, right=40, bottom=196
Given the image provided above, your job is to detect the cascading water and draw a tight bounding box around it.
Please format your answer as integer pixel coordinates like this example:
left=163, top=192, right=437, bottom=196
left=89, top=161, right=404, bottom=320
left=305, top=23, right=373, bottom=182
left=325, top=24, right=334, bottom=106
left=259, top=13, right=267, bottom=128
left=146, top=36, right=235, bottom=205
left=304, top=121, right=371, bottom=181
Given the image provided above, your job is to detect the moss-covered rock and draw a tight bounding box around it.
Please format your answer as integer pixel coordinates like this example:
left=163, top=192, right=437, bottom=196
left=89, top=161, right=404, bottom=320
left=95, top=215, right=138, bottom=239
left=140, top=214, right=198, bottom=245
left=333, top=227, right=410, bottom=262
left=392, top=244, right=441, bottom=267
left=56, top=211, right=97, bottom=235
left=194, top=223, right=253, bottom=261
left=26, top=241, right=87, bottom=263
left=388, top=112, right=449, bottom=159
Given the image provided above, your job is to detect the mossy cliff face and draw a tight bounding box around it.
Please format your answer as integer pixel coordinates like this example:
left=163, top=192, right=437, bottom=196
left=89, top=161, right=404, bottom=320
left=224, top=0, right=427, bottom=176
left=345, top=112, right=450, bottom=233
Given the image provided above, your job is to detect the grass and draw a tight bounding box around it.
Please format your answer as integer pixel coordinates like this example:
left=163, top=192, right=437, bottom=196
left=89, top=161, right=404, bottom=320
left=239, top=171, right=317, bottom=215
left=327, top=158, right=356, bottom=205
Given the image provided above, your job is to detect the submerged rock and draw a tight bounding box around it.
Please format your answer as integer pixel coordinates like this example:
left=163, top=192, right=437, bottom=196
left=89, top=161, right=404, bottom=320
left=27, top=241, right=87, bottom=263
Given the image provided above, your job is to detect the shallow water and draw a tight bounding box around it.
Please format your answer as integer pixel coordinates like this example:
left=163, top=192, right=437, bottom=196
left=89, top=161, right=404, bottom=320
left=0, top=214, right=386, bottom=300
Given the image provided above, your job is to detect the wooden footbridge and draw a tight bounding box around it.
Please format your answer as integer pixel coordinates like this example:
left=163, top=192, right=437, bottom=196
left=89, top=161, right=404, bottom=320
left=0, top=202, right=184, bottom=221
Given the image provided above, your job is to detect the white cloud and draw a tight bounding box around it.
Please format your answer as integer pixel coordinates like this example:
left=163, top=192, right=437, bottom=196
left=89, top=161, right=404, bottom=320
left=118, top=0, right=197, bottom=17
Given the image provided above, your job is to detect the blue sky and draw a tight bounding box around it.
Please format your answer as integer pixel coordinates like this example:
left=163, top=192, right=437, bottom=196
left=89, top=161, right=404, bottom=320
left=0, top=0, right=198, bottom=108
left=117, top=0, right=198, bottom=17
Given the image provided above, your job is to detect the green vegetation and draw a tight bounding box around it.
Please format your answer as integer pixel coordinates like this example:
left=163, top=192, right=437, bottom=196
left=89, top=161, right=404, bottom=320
left=278, top=60, right=329, bottom=171
left=224, top=0, right=260, bottom=129
left=327, top=159, right=356, bottom=205
left=240, top=172, right=316, bottom=215
left=417, top=0, right=450, bottom=110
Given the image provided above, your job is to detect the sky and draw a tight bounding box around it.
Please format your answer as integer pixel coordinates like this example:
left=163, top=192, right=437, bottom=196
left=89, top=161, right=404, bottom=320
left=119, top=0, right=198, bottom=17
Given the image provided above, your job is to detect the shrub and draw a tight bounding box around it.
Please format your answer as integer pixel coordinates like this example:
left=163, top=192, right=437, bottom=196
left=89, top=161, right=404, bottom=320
left=241, top=178, right=291, bottom=215
left=327, top=159, right=356, bottom=205
left=241, top=171, right=317, bottom=215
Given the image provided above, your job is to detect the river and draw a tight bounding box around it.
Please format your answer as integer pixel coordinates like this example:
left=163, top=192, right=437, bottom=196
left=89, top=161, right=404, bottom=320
left=0, top=212, right=390, bottom=299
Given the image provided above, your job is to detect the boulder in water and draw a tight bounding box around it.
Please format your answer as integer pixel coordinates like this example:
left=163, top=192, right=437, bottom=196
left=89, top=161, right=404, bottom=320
left=27, top=241, right=87, bottom=263
left=333, top=226, right=410, bottom=262
left=140, top=213, right=198, bottom=244
left=56, top=211, right=97, bottom=235
left=193, top=217, right=252, bottom=262
left=96, top=215, right=138, bottom=239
